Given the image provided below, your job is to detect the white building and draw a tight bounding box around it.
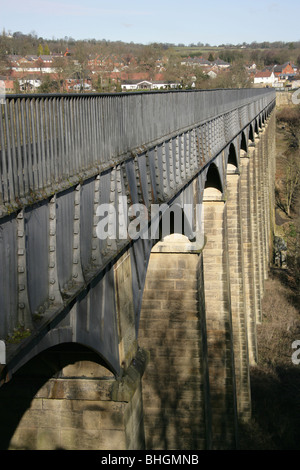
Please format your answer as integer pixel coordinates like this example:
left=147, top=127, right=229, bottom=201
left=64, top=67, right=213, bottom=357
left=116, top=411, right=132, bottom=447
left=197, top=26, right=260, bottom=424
left=121, top=80, right=179, bottom=91
left=254, top=70, right=277, bottom=86
left=19, top=79, right=42, bottom=91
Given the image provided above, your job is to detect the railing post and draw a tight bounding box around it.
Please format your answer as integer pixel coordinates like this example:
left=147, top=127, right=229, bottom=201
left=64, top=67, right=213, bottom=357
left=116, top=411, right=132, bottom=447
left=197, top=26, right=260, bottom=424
left=0, top=89, right=275, bottom=209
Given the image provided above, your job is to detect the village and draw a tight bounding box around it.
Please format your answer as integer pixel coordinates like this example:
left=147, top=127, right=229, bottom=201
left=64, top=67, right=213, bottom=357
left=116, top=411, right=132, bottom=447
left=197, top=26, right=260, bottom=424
left=1, top=40, right=300, bottom=94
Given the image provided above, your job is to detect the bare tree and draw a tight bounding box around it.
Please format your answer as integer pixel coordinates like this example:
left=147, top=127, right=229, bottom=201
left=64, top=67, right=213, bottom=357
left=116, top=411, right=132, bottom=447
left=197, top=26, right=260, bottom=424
left=277, top=105, right=300, bottom=149
left=282, top=150, right=300, bottom=217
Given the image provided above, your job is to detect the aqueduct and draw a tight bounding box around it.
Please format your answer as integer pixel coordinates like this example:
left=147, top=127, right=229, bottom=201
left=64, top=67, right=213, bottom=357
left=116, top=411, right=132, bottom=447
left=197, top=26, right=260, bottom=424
left=0, top=88, right=276, bottom=449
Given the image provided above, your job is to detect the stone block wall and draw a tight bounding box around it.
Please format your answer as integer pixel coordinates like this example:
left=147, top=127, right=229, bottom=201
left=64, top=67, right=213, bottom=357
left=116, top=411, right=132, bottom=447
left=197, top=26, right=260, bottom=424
left=226, top=170, right=251, bottom=423
left=138, top=248, right=210, bottom=450
left=202, top=196, right=238, bottom=449
left=0, top=346, right=148, bottom=450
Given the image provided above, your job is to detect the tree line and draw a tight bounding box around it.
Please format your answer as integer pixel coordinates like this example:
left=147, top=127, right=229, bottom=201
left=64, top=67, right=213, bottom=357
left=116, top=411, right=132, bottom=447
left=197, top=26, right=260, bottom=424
left=1, top=31, right=300, bottom=93
left=1, top=31, right=300, bottom=65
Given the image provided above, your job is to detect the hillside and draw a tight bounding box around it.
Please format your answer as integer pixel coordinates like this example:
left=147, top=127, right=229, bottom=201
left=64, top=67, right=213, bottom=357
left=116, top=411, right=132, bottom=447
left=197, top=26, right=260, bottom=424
left=1, top=32, right=300, bottom=93
left=239, top=104, right=300, bottom=450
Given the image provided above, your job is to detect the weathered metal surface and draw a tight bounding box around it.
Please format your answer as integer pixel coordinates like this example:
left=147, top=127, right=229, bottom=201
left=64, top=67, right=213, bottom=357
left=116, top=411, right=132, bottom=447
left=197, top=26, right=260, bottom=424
left=0, top=89, right=274, bottom=210
left=0, top=89, right=276, bottom=382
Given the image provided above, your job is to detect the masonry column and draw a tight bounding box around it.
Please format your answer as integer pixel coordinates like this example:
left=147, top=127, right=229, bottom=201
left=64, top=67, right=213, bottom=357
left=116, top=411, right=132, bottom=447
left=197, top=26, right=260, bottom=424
left=267, top=113, right=277, bottom=261
left=202, top=188, right=238, bottom=450
left=113, top=250, right=149, bottom=449
left=226, top=165, right=251, bottom=423
left=138, top=234, right=211, bottom=450
left=239, top=150, right=258, bottom=365
left=248, top=142, right=263, bottom=324
left=255, top=131, right=268, bottom=287
left=260, top=114, right=276, bottom=273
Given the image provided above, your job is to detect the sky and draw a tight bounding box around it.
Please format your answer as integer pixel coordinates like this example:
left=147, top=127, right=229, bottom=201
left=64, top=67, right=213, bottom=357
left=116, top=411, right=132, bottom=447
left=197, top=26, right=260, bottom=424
left=1, top=0, right=300, bottom=46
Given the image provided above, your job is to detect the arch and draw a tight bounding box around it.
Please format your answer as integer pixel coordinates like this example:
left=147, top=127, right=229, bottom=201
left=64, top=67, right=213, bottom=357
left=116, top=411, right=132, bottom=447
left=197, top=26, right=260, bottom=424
left=248, top=124, right=255, bottom=143
left=151, top=202, right=195, bottom=243
left=0, top=343, right=115, bottom=450
left=203, top=162, right=223, bottom=200
left=18, top=342, right=115, bottom=378
left=240, top=131, right=247, bottom=152
left=227, top=143, right=238, bottom=169
left=133, top=198, right=198, bottom=338
left=0, top=297, right=120, bottom=385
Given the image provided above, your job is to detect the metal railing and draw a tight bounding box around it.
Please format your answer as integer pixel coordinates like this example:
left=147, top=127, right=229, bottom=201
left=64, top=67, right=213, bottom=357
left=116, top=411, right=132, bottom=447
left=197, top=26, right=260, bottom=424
left=0, top=88, right=275, bottom=207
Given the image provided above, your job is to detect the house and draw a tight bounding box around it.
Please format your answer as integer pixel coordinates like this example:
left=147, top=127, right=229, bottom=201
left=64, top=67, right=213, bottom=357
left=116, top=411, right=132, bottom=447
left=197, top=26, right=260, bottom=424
left=254, top=70, right=277, bottom=86
left=26, top=55, right=39, bottom=62
left=121, top=80, right=180, bottom=91
left=39, top=55, right=53, bottom=63
left=8, top=55, right=23, bottom=64
left=181, top=57, right=211, bottom=67
left=19, top=78, right=42, bottom=91
left=151, top=81, right=180, bottom=90
left=286, top=75, right=300, bottom=89
left=65, top=78, right=92, bottom=91
left=108, top=71, right=150, bottom=85
left=207, top=69, right=217, bottom=79
left=121, top=80, right=153, bottom=91
left=212, top=58, right=230, bottom=68
left=0, top=77, right=14, bottom=94
left=50, top=53, right=64, bottom=60
left=181, top=56, right=230, bottom=70
left=72, top=82, right=92, bottom=91
left=9, top=54, right=57, bottom=76
left=246, top=63, right=257, bottom=71
left=273, top=62, right=297, bottom=77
